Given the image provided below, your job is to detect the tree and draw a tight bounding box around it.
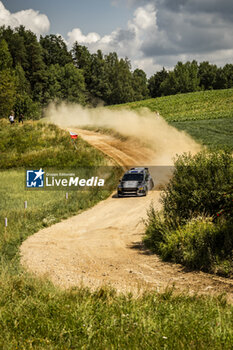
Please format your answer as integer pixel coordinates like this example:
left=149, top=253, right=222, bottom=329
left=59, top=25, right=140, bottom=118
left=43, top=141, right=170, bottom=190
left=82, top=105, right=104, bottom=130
left=72, top=42, right=91, bottom=71
left=160, top=71, right=178, bottom=96
left=0, top=39, right=12, bottom=70
left=173, top=61, right=200, bottom=93
left=105, top=53, right=135, bottom=104
left=214, top=68, right=228, bottom=90
left=132, top=69, right=149, bottom=100
left=198, top=62, right=217, bottom=90
left=87, top=50, right=111, bottom=104
left=43, top=64, right=63, bottom=104
left=148, top=68, right=168, bottom=97
left=160, top=61, right=200, bottom=96
left=16, top=27, right=47, bottom=101
left=0, top=69, right=16, bottom=118
left=61, top=63, right=86, bottom=104
left=222, top=64, right=233, bottom=88
left=40, top=35, right=72, bottom=66
left=15, top=63, right=30, bottom=95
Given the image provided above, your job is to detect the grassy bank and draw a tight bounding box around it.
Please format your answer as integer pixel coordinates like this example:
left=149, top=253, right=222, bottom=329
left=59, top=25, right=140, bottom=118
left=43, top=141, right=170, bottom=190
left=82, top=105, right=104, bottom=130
left=0, top=119, right=108, bottom=169
left=111, top=89, right=233, bottom=151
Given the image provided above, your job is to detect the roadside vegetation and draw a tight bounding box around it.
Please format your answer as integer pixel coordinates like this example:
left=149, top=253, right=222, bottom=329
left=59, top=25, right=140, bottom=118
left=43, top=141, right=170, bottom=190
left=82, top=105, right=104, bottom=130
left=144, top=150, right=233, bottom=277
left=1, top=120, right=232, bottom=348
left=0, top=119, right=108, bottom=169
left=112, top=88, right=233, bottom=151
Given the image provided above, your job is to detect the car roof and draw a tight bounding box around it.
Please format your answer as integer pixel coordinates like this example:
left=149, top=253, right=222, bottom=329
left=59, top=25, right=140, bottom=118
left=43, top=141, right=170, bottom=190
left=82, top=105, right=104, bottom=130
left=126, top=167, right=148, bottom=174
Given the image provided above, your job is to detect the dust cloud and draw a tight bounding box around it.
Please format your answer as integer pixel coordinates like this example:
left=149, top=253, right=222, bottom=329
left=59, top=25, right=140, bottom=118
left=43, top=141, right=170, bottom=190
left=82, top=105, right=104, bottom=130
left=46, top=103, right=201, bottom=165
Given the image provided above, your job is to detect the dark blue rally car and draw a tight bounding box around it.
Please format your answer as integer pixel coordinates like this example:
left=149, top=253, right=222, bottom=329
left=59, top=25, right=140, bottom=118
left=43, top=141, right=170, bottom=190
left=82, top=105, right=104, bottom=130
left=117, top=167, right=154, bottom=197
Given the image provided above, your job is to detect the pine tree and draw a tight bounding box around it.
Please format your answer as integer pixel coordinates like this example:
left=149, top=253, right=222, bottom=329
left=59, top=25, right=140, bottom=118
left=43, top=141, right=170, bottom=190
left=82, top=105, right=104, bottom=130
left=0, top=69, right=16, bottom=118
left=0, top=39, right=12, bottom=70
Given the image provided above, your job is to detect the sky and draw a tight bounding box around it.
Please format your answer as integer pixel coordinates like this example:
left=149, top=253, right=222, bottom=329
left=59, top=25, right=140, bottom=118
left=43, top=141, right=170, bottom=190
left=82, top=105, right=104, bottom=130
left=1, top=0, right=233, bottom=76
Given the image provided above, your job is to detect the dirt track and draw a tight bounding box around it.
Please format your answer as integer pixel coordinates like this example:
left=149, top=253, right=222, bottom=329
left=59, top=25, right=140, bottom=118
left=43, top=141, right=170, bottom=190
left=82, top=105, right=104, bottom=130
left=20, top=130, right=233, bottom=301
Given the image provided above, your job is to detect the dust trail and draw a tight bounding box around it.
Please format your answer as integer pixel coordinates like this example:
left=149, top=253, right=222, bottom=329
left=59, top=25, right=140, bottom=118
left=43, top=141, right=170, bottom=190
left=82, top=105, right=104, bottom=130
left=46, top=103, right=201, bottom=165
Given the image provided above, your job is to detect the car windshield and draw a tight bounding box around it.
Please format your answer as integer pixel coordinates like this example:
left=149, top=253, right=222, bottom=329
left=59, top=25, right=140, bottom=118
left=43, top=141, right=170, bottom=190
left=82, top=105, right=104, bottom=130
left=122, top=173, right=143, bottom=181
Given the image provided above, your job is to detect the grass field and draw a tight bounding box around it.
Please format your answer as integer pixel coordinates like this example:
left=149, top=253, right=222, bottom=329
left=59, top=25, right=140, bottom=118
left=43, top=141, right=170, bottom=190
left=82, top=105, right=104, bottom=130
left=112, top=89, right=233, bottom=151
left=0, top=119, right=233, bottom=348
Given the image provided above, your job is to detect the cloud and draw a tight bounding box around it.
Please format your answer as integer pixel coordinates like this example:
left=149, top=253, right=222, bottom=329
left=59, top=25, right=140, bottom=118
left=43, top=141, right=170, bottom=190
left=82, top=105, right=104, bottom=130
left=67, top=4, right=157, bottom=71
left=104, top=0, right=233, bottom=75
left=67, top=28, right=100, bottom=44
left=0, top=1, right=50, bottom=35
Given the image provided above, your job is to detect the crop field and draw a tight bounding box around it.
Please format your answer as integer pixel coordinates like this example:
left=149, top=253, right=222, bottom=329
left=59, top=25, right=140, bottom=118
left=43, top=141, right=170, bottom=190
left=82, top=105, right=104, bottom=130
left=112, top=89, right=233, bottom=151
left=170, top=117, right=233, bottom=151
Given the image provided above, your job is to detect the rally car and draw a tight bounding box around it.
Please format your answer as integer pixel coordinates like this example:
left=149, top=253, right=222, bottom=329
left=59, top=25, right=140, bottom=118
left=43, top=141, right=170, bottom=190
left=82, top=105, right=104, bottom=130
left=117, top=167, right=154, bottom=197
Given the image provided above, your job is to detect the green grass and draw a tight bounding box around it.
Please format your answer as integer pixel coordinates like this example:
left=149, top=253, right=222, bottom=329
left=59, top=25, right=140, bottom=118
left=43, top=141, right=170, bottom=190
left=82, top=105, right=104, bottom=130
left=0, top=119, right=107, bottom=169
left=111, top=89, right=233, bottom=151
left=170, top=117, right=233, bottom=151
left=1, top=276, right=233, bottom=350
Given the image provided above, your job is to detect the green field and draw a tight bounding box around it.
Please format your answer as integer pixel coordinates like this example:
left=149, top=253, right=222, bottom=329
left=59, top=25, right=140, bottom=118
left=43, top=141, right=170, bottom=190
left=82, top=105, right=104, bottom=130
left=170, top=117, right=233, bottom=151
left=112, top=89, right=233, bottom=151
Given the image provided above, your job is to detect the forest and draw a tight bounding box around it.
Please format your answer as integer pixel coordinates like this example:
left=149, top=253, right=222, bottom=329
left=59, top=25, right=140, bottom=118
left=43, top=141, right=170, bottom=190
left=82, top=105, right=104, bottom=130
left=1, top=25, right=233, bottom=119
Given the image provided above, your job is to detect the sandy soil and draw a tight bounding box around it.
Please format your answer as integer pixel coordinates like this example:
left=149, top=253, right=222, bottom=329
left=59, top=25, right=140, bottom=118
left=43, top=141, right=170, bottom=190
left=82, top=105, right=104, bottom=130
left=20, top=129, right=233, bottom=302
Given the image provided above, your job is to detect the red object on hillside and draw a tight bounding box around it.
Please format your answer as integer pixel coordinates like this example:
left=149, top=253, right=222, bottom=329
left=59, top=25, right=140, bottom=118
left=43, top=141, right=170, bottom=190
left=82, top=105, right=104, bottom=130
left=69, top=131, right=78, bottom=139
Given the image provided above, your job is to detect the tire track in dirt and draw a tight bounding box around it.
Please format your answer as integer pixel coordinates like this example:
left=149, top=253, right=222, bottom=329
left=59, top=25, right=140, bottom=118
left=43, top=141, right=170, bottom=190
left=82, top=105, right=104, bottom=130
left=20, top=129, right=233, bottom=302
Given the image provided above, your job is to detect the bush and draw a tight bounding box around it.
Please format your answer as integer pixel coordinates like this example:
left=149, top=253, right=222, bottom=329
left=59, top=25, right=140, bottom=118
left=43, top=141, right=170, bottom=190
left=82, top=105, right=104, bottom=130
left=144, top=211, right=233, bottom=276
left=160, top=216, right=233, bottom=275
left=144, top=150, right=233, bottom=276
left=161, top=150, right=233, bottom=224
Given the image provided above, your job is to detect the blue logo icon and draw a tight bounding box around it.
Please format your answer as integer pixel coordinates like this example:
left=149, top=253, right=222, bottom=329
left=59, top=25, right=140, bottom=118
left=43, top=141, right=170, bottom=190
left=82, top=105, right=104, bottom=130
left=26, top=169, right=44, bottom=188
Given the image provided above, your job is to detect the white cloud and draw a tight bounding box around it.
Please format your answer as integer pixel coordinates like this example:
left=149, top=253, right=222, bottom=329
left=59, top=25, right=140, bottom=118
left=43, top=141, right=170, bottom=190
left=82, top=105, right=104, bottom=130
left=67, top=4, right=158, bottom=75
left=132, top=4, right=156, bottom=29
left=67, top=28, right=100, bottom=44
left=0, top=1, right=50, bottom=35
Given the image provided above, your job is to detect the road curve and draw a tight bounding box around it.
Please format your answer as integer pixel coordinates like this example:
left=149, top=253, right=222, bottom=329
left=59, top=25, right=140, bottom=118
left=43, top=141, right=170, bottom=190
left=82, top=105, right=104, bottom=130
left=20, top=129, right=233, bottom=301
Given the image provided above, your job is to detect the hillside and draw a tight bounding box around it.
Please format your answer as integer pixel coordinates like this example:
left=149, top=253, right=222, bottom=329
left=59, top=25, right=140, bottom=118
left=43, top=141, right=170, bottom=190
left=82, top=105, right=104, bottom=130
left=112, top=89, right=233, bottom=151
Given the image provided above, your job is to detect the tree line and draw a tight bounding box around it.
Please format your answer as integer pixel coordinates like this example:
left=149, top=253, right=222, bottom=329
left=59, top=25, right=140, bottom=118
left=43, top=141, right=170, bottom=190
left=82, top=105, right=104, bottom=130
left=148, top=61, right=233, bottom=97
left=0, top=25, right=233, bottom=119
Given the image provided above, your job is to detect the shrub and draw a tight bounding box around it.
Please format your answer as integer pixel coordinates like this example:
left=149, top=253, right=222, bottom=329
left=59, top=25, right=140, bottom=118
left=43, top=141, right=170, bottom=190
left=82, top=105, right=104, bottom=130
left=144, top=212, right=233, bottom=276
left=161, top=150, right=233, bottom=224
left=160, top=216, right=233, bottom=276
left=144, top=150, right=233, bottom=276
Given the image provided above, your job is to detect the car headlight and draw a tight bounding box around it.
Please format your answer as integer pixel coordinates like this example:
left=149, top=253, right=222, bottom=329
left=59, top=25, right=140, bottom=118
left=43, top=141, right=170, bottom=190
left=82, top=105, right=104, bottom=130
left=138, top=187, right=144, bottom=191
